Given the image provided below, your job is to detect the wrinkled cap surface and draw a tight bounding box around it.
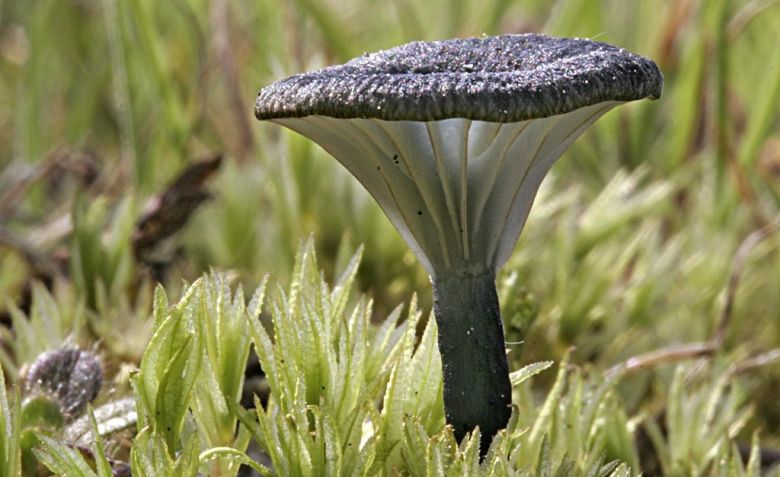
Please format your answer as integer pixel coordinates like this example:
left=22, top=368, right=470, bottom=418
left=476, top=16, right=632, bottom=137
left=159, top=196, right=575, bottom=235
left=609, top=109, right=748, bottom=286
left=255, top=33, right=663, bottom=123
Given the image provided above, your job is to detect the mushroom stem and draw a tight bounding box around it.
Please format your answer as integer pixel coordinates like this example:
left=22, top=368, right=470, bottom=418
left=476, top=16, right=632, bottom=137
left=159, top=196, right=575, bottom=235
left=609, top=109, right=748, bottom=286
left=432, top=269, right=511, bottom=455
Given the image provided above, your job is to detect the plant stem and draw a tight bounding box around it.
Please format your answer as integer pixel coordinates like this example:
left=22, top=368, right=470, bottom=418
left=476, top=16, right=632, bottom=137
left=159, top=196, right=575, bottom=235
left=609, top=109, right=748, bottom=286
left=432, top=269, right=512, bottom=455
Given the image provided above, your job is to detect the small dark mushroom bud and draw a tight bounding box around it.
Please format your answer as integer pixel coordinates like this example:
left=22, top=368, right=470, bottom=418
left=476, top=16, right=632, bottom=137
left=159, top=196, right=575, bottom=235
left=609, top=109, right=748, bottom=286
left=23, top=346, right=103, bottom=421
left=255, top=33, right=662, bottom=454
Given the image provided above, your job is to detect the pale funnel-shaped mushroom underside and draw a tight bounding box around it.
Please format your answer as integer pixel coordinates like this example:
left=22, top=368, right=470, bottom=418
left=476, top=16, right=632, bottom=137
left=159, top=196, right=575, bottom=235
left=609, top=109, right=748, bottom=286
left=256, top=34, right=663, bottom=278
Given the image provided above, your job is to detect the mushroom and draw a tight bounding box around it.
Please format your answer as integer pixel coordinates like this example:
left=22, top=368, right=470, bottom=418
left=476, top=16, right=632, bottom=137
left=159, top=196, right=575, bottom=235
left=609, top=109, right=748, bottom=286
left=255, top=33, right=662, bottom=453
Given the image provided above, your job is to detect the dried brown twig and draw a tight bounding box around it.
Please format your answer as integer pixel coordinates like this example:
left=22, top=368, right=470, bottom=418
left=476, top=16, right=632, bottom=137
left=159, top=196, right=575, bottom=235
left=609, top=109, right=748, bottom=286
left=604, top=342, right=715, bottom=380
left=730, top=348, right=780, bottom=376
left=712, top=215, right=780, bottom=347
left=605, top=215, right=780, bottom=380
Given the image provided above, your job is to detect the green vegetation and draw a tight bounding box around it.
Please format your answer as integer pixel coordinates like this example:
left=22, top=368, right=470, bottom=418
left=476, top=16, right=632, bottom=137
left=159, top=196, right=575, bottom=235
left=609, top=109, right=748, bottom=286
left=1, top=0, right=780, bottom=475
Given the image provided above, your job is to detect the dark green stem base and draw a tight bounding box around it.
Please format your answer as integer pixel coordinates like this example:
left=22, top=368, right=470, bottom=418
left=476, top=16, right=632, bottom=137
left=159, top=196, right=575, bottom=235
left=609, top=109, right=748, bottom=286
left=432, top=270, right=512, bottom=455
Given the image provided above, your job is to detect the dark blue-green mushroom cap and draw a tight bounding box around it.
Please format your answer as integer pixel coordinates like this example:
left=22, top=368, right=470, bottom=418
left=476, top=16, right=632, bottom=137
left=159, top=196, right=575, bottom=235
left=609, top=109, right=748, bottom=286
left=255, top=34, right=663, bottom=123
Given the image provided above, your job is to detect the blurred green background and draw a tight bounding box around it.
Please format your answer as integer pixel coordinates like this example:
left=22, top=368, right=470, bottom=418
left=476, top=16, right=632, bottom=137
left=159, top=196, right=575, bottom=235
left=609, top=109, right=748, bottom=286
left=1, top=0, right=779, bottom=455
